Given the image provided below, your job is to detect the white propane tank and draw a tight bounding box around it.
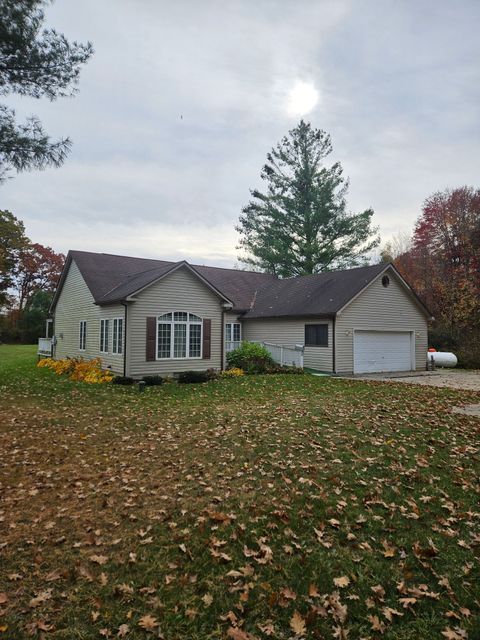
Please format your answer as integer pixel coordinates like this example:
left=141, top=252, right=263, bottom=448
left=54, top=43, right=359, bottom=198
left=427, top=351, right=458, bottom=368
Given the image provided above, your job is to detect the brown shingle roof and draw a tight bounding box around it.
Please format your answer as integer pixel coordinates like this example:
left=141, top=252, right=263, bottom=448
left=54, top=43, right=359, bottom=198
left=54, top=250, right=417, bottom=318
left=242, top=263, right=388, bottom=318
left=66, top=250, right=276, bottom=311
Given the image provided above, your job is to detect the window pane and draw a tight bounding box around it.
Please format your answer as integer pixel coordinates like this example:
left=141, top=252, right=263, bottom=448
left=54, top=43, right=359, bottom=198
left=189, top=323, right=201, bottom=357
left=305, top=324, right=328, bottom=347
left=100, top=320, right=109, bottom=352
left=112, top=320, right=117, bottom=353
left=233, top=323, right=241, bottom=342
left=174, top=323, right=187, bottom=357
left=157, top=323, right=171, bottom=358
left=113, top=319, right=123, bottom=355
left=117, top=319, right=123, bottom=354
left=158, top=313, right=172, bottom=321
left=174, top=312, right=188, bottom=322
left=80, top=321, right=86, bottom=350
left=225, top=324, right=232, bottom=342
left=189, top=313, right=202, bottom=323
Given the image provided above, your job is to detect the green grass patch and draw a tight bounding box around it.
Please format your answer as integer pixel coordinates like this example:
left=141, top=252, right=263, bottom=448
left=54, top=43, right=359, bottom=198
left=0, top=344, right=479, bottom=638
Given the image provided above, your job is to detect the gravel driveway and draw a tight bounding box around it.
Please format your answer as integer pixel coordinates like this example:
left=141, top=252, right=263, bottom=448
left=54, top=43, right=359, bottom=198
left=347, top=369, right=480, bottom=391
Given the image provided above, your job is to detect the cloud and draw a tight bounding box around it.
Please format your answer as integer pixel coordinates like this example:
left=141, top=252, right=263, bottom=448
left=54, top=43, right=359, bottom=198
left=1, top=0, right=479, bottom=262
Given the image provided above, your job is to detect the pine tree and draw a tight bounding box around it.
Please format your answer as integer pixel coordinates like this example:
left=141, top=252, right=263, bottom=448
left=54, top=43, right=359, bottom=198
left=237, top=120, right=379, bottom=276
left=0, top=0, right=93, bottom=182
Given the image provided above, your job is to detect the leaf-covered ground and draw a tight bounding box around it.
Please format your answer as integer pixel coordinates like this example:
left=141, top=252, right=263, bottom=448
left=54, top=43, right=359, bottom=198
left=0, top=345, right=479, bottom=639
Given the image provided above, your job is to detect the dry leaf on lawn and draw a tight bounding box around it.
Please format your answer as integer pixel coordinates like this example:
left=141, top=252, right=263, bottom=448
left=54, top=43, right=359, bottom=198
left=289, top=611, right=306, bottom=636
left=138, top=614, right=158, bottom=631
left=333, top=576, right=350, bottom=588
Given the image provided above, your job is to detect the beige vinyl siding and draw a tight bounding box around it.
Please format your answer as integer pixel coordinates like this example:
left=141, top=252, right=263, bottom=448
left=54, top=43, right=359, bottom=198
left=224, top=312, right=242, bottom=326
left=335, top=267, right=428, bottom=374
left=128, top=266, right=223, bottom=377
left=243, top=317, right=333, bottom=371
left=53, top=260, right=125, bottom=374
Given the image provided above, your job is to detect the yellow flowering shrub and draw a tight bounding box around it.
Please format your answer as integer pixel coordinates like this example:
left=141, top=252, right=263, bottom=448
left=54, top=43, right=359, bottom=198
left=37, top=357, right=114, bottom=384
left=221, top=367, right=245, bottom=377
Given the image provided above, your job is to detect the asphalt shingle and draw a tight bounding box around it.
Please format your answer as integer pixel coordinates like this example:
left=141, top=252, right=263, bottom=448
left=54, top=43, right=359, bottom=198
left=59, top=250, right=393, bottom=317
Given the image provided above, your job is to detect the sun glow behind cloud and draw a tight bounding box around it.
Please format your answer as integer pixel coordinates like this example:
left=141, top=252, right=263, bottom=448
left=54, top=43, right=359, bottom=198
left=286, top=81, right=319, bottom=116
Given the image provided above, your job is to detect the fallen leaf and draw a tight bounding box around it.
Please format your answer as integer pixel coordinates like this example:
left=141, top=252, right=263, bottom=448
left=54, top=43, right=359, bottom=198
left=441, top=628, right=468, bottom=640
left=227, top=627, right=255, bottom=640
left=138, top=614, right=158, bottom=631
left=368, top=614, right=386, bottom=634
left=333, top=576, right=350, bottom=588
left=289, top=611, right=306, bottom=636
left=29, top=589, right=53, bottom=608
left=202, top=593, right=213, bottom=607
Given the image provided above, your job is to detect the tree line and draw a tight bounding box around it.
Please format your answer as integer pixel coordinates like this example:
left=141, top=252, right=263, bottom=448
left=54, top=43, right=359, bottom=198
left=381, top=187, right=480, bottom=367
left=0, top=210, right=64, bottom=343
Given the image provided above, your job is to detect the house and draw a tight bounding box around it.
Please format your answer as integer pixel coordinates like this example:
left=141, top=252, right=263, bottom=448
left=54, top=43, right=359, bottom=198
left=50, top=250, right=431, bottom=377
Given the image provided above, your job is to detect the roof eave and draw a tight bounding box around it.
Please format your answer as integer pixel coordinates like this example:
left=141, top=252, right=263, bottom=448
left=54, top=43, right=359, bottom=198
left=49, top=252, right=73, bottom=314
left=243, top=311, right=336, bottom=320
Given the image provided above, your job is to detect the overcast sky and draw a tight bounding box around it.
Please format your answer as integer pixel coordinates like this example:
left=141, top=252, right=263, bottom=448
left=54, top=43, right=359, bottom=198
left=2, top=0, right=479, bottom=267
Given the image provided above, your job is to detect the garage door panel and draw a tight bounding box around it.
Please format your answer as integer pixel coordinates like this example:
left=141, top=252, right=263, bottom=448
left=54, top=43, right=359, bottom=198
left=354, top=331, right=413, bottom=373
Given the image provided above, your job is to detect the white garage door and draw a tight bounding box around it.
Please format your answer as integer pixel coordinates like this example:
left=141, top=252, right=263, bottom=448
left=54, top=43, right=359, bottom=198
left=354, top=331, right=413, bottom=374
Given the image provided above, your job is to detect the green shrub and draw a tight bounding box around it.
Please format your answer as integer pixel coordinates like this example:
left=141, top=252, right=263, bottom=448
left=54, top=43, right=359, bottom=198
left=112, top=376, right=135, bottom=385
left=226, top=341, right=275, bottom=374
left=177, top=370, right=209, bottom=384
left=142, top=375, right=164, bottom=386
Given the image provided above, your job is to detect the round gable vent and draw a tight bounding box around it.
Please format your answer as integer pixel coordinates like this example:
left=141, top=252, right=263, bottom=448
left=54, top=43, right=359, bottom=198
left=382, top=275, right=390, bottom=288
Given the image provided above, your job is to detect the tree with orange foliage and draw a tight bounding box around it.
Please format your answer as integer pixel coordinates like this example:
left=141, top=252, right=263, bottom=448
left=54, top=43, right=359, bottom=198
left=391, top=186, right=480, bottom=363
left=13, top=243, right=64, bottom=310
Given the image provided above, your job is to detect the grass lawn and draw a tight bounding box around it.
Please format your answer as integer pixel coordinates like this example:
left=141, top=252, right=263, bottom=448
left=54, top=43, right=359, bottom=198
left=0, top=345, right=479, bottom=639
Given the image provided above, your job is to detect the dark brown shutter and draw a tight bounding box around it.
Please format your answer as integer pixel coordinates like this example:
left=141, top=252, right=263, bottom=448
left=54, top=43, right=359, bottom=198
left=146, top=317, right=156, bottom=361
left=202, top=319, right=211, bottom=359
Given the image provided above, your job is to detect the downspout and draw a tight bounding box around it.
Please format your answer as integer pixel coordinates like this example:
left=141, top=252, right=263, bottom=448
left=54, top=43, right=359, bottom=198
left=220, top=308, right=225, bottom=371
left=121, top=302, right=128, bottom=377
left=332, top=314, right=336, bottom=374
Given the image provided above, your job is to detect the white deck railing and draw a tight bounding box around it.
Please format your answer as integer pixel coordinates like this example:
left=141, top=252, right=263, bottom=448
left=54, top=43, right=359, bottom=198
left=38, top=337, right=53, bottom=357
left=261, top=342, right=304, bottom=368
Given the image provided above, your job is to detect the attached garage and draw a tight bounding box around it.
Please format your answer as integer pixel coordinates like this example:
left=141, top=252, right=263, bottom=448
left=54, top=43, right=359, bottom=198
left=353, top=330, right=414, bottom=374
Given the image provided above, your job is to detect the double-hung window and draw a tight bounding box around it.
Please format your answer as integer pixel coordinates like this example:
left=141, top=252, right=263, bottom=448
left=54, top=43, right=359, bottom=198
left=225, top=322, right=241, bottom=352
left=79, top=320, right=87, bottom=351
left=112, top=318, right=123, bottom=355
left=157, top=312, right=202, bottom=359
left=100, top=319, right=109, bottom=353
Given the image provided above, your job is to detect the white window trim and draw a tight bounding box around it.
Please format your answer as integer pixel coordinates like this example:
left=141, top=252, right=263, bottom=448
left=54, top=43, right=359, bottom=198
left=79, top=320, right=86, bottom=351
left=156, top=312, right=203, bottom=360
left=112, top=317, right=123, bottom=355
left=100, top=319, right=109, bottom=354
left=225, top=322, right=241, bottom=342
